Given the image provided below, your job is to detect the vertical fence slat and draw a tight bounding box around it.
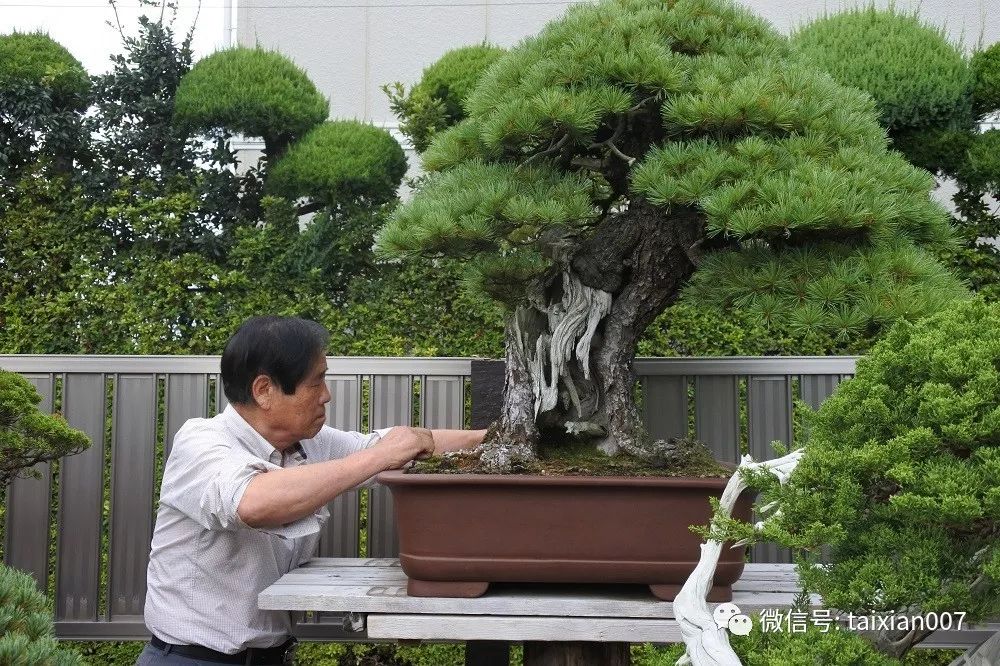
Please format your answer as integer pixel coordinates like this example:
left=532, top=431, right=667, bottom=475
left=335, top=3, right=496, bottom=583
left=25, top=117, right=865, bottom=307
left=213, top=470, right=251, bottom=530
left=422, top=376, right=464, bottom=429
left=694, top=375, right=740, bottom=464
left=57, top=374, right=106, bottom=622
left=320, top=377, right=362, bottom=559
left=302, top=377, right=364, bottom=627
left=641, top=375, right=688, bottom=440
left=215, top=378, right=229, bottom=415
left=800, top=374, right=841, bottom=411
left=109, top=375, right=157, bottom=619
left=164, top=374, right=208, bottom=461
left=367, top=375, right=411, bottom=558
left=748, top=375, right=793, bottom=564
left=3, top=374, right=53, bottom=590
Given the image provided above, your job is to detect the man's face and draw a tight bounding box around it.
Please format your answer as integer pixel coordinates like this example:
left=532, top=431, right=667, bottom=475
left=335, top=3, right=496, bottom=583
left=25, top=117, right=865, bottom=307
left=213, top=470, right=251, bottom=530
left=266, top=354, right=331, bottom=443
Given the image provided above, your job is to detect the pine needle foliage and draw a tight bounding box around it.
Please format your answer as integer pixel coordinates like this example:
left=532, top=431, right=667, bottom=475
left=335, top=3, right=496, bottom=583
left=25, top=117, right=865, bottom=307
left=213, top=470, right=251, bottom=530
left=380, top=0, right=965, bottom=328
left=174, top=47, right=328, bottom=151
left=385, top=44, right=506, bottom=153
left=266, top=120, right=407, bottom=206
left=720, top=299, right=1000, bottom=639
left=0, top=564, right=82, bottom=665
left=0, top=31, right=89, bottom=107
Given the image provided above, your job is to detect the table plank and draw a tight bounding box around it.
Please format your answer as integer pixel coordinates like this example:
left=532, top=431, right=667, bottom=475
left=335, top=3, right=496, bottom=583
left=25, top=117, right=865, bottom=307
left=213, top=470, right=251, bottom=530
left=367, top=614, right=686, bottom=642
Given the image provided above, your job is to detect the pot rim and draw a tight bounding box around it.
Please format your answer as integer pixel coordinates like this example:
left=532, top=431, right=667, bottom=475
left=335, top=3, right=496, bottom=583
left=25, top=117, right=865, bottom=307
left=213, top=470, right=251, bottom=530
left=377, top=468, right=737, bottom=488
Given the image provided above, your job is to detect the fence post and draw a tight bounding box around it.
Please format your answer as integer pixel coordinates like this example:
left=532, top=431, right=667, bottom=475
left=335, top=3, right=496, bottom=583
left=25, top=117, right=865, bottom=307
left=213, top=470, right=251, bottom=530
left=470, top=360, right=505, bottom=429
left=466, top=359, right=509, bottom=666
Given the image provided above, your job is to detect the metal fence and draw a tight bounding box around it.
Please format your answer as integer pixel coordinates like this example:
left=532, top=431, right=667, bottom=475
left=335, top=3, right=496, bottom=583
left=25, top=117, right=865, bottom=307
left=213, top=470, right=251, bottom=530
left=0, top=355, right=856, bottom=640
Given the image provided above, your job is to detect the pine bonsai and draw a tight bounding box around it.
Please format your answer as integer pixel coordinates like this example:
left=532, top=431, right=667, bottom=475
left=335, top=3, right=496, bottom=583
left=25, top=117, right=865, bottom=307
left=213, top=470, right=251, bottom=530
left=0, top=370, right=90, bottom=489
left=376, top=0, right=966, bottom=473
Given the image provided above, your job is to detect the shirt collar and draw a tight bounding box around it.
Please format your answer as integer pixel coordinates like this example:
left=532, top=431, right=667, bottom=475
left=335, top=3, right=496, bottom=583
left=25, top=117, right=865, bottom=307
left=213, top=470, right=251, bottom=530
left=220, top=404, right=280, bottom=460
left=219, top=405, right=309, bottom=464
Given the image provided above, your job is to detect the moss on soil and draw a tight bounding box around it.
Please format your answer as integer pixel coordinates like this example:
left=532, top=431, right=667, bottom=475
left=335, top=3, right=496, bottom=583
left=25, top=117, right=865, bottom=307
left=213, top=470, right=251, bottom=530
left=408, top=437, right=733, bottom=478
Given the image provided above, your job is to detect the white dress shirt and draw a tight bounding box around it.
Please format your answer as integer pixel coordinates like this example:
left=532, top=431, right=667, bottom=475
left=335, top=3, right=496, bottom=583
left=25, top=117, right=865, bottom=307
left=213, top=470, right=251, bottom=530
left=143, top=404, right=391, bottom=653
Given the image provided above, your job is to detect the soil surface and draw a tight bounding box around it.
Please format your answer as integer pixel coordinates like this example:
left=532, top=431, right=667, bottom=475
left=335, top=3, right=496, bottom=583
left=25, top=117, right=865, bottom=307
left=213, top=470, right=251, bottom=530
left=408, top=437, right=734, bottom=477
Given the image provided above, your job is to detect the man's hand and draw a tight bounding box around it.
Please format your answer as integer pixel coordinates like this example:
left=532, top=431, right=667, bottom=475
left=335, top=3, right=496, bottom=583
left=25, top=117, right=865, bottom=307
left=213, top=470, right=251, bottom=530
left=372, top=426, right=435, bottom=469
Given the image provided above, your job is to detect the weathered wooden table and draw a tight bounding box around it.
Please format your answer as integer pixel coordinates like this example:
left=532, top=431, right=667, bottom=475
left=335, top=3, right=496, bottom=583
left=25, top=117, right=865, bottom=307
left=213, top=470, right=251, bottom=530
left=259, top=558, right=808, bottom=664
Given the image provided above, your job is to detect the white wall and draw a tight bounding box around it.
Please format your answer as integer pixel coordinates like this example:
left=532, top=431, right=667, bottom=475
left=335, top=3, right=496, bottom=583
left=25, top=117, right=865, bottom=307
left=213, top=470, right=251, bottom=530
left=237, top=0, right=1000, bottom=128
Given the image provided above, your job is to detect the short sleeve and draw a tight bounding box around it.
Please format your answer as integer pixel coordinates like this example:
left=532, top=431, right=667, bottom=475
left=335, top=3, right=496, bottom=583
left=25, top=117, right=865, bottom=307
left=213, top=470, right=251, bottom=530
left=302, top=426, right=395, bottom=462
left=159, top=423, right=321, bottom=538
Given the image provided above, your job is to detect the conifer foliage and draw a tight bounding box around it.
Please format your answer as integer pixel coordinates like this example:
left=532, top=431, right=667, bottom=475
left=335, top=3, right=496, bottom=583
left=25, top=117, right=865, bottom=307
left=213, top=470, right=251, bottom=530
left=719, top=299, right=1000, bottom=658
left=377, top=0, right=966, bottom=471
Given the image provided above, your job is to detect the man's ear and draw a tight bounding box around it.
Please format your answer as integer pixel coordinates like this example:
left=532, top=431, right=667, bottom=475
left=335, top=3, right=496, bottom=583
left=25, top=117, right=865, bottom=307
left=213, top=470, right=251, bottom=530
left=251, top=374, right=274, bottom=410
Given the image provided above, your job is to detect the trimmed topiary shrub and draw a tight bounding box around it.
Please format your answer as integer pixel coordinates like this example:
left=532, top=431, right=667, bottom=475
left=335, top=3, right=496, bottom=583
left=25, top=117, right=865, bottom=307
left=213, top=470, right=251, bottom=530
left=971, top=41, right=1000, bottom=118
left=0, top=564, right=82, bottom=665
left=721, top=298, right=1000, bottom=659
left=791, top=8, right=973, bottom=133
left=174, top=47, right=328, bottom=159
left=267, top=120, right=408, bottom=206
left=0, top=31, right=89, bottom=107
left=385, top=44, right=505, bottom=152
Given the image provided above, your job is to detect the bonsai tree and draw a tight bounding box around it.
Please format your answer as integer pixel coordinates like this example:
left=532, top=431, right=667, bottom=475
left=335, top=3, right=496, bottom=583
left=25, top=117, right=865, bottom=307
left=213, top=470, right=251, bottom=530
left=0, top=31, right=90, bottom=176
left=376, top=0, right=966, bottom=473
left=385, top=44, right=507, bottom=153
left=685, top=299, right=1000, bottom=664
left=0, top=370, right=89, bottom=665
left=791, top=9, right=1000, bottom=302
left=0, top=370, right=90, bottom=488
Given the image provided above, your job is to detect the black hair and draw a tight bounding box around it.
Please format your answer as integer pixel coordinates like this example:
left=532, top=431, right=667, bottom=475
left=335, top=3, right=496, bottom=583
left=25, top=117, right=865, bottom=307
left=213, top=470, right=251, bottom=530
left=221, top=316, right=330, bottom=405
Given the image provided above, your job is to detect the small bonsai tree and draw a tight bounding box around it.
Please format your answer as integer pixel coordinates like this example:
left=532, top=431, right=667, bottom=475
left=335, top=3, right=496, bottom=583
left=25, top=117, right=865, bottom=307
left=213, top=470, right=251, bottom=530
left=791, top=9, right=1000, bottom=302
left=0, top=370, right=90, bottom=488
left=0, top=31, right=90, bottom=176
left=376, top=0, right=966, bottom=472
left=699, top=299, right=1000, bottom=662
left=0, top=370, right=89, bottom=665
left=385, top=44, right=506, bottom=153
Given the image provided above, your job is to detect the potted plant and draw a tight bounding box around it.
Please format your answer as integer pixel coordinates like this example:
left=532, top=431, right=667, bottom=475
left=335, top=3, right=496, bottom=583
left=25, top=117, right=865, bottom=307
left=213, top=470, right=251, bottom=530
left=374, top=0, right=965, bottom=606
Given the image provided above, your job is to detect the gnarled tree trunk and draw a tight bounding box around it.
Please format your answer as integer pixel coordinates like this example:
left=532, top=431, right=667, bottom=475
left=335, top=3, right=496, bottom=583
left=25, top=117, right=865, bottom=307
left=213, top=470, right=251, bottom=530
left=479, top=199, right=707, bottom=472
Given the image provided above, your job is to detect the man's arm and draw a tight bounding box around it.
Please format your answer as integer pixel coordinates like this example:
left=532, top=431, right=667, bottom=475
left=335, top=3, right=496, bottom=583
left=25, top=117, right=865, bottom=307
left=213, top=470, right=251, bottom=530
left=430, top=429, right=487, bottom=454
left=238, top=426, right=433, bottom=528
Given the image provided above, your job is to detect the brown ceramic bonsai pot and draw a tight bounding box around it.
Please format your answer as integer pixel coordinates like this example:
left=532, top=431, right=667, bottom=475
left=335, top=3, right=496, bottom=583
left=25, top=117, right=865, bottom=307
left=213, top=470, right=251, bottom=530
left=377, top=470, right=753, bottom=601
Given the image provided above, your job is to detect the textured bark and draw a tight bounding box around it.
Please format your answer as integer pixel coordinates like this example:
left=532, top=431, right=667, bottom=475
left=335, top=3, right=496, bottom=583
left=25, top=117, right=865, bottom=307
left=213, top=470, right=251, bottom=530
left=481, top=199, right=708, bottom=468
left=523, top=641, right=630, bottom=666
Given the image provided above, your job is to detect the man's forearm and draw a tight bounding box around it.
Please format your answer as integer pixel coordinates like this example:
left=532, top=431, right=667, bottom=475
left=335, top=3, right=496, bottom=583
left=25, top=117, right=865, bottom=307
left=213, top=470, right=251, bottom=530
left=238, top=448, right=388, bottom=528
left=431, top=429, right=487, bottom=454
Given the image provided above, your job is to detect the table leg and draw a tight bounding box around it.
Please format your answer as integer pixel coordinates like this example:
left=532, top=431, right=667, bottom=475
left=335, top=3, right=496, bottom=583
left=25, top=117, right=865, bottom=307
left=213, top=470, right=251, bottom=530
left=465, top=640, right=511, bottom=665
left=522, top=641, right=630, bottom=665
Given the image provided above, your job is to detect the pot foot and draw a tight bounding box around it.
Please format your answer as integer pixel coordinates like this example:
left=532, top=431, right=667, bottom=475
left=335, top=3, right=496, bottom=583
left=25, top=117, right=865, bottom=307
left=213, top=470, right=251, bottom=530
left=407, top=579, right=490, bottom=598
left=649, top=583, right=733, bottom=602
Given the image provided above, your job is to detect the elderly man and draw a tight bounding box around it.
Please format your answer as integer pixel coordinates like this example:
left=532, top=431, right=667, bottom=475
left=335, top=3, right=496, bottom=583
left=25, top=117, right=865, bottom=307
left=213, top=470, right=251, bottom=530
left=136, top=316, right=486, bottom=665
